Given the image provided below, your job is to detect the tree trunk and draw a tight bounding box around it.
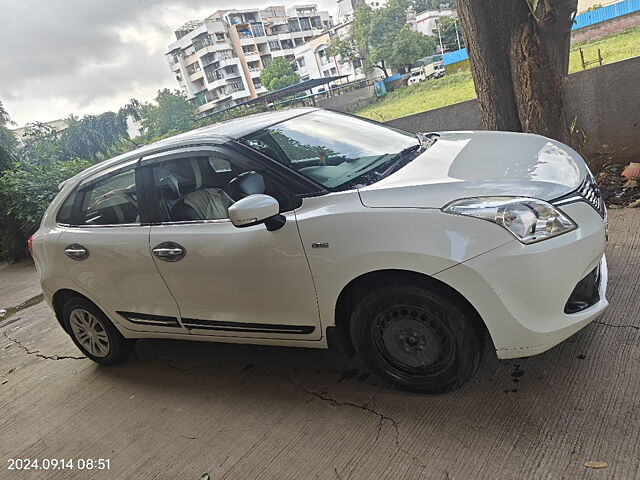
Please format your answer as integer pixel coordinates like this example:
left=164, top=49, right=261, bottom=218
left=457, top=0, right=577, bottom=143
left=374, top=60, right=390, bottom=78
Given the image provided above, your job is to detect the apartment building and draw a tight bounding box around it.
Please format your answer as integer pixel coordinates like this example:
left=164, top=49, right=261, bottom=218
left=166, top=4, right=333, bottom=117
left=292, top=21, right=366, bottom=92
left=407, top=7, right=457, bottom=37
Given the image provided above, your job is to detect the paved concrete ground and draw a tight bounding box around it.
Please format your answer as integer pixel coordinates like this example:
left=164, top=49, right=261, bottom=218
left=1, top=209, right=639, bottom=480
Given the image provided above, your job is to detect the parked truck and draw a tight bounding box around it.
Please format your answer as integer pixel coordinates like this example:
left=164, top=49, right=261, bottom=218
left=407, top=62, right=445, bottom=86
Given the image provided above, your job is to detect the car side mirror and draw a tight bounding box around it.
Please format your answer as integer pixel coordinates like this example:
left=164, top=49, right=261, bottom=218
left=228, top=194, right=286, bottom=231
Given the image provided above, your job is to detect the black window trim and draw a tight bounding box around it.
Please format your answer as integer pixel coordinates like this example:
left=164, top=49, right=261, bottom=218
left=137, top=143, right=305, bottom=226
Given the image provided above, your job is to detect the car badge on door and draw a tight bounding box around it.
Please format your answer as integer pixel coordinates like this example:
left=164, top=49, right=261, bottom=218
left=311, top=242, right=329, bottom=249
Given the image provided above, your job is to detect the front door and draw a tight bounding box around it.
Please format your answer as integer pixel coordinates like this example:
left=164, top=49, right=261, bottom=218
left=59, top=163, right=185, bottom=334
left=143, top=147, right=321, bottom=340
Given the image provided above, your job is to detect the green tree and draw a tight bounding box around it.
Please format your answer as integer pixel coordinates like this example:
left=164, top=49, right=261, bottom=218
left=0, top=158, right=91, bottom=241
left=260, top=58, right=299, bottom=92
left=17, top=122, right=65, bottom=165
left=433, top=16, right=464, bottom=51
left=58, top=111, right=129, bottom=161
left=139, top=89, right=197, bottom=137
left=327, top=0, right=436, bottom=77
left=389, top=26, right=438, bottom=70
left=457, top=0, right=578, bottom=142
left=0, top=102, right=138, bottom=261
left=0, top=101, right=16, bottom=172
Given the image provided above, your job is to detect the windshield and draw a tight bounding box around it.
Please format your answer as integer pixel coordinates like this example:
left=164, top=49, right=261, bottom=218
left=240, top=111, right=418, bottom=189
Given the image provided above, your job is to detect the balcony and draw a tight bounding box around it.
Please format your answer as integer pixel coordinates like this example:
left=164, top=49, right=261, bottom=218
left=240, top=37, right=256, bottom=46
left=248, top=67, right=262, bottom=77
left=183, top=52, right=199, bottom=66
left=196, top=43, right=231, bottom=57
left=231, top=89, right=249, bottom=101
left=272, top=48, right=293, bottom=57
left=205, top=74, right=227, bottom=90
left=244, top=51, right=260, bottom=62
left=189, top=69, right=204, bottom=82
left=219, top=56, right=239, bottom=68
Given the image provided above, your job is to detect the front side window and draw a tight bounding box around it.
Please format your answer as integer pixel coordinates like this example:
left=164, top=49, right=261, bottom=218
left=79, top=168, right=138, bottom=226
left=239, top=111, right=418, bottom=189
left=149, top=154, right=292, bottom=223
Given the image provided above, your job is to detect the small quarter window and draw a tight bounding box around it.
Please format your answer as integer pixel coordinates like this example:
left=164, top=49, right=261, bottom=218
left=79, top=168, right=139, bottom=225
left=56, top=189, right=78, bottom=225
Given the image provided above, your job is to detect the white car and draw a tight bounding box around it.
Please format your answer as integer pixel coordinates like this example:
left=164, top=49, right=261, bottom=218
left=31, top=108, right=608, bottom=393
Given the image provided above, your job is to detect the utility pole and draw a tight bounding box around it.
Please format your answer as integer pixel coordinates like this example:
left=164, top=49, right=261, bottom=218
left=437, top=18, right=444, bottom=54
left=454, top=17, right=461, bottom=50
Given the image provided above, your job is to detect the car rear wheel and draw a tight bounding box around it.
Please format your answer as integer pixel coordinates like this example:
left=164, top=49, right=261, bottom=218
left=350, top=284, right=483, bottom=394
left=62, top=298, right=133, bottom=365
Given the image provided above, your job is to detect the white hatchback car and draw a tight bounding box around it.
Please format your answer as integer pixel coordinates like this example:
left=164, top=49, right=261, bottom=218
left=32, top=108, right=608, bottom=393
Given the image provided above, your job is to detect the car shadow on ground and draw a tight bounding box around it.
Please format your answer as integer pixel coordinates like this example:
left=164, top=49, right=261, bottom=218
left=88, top=327, right=594, bottom=401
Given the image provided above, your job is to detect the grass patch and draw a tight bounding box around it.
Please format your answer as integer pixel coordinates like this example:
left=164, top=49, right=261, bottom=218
left=355, top=71, right=476, bottom=121
left=355, top=25, right=640, bottom=121
left=569, top=25, right=640, bottom=72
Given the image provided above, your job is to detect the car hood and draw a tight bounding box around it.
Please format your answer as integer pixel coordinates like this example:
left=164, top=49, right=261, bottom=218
left=358, top=131, right=587, bottom=208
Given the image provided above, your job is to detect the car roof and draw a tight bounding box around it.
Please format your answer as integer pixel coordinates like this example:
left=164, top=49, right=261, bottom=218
left=62, top=107, right=319, bottom=189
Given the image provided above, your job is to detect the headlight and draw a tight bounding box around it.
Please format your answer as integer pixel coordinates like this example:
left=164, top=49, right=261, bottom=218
left=442, top=197, right=577, bottom=244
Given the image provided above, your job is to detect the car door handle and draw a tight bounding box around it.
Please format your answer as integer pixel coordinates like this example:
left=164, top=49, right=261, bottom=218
left=152, top=242, right=186, bottom=262
left=65, top=244, right=89, bottom=261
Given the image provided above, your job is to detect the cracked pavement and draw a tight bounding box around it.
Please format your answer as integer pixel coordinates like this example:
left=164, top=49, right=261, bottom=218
left=1, top=209, right=639, bottom=480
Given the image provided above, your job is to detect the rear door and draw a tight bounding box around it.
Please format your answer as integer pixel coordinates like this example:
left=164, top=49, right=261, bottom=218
left=58, top=161, right=185, bottom=334
left=142, top=146, right=322, bottom=341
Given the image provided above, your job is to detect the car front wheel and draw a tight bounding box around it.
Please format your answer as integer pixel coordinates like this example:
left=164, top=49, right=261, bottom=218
left=350, top=283, right=483, bottom=394
left=62, top=298, right=133, bottom=365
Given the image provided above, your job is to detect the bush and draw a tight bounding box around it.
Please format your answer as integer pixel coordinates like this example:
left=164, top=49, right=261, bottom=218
left=0, top=158, right=91, bottom=261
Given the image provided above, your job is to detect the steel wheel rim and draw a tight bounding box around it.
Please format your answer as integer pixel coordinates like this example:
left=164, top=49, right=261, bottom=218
left=69, top=308, right=110, bottom=358
left=372, top=304, right=454, bottom=375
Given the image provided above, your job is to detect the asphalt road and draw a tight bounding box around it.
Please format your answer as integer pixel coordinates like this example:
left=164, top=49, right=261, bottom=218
left=1, top=209, right=639, bottom=480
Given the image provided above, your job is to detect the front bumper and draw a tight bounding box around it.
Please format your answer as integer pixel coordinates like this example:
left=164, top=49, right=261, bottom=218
left=434, top=201, right=608, bottom=359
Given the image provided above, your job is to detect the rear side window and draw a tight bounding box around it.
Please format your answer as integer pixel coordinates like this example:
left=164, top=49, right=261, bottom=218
left=78, top=168, right=139, bottom=226
left=56, top=189, right=78, bottom=225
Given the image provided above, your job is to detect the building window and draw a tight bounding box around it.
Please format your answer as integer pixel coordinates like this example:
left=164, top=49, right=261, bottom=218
left=215, top=33, right=225, bottom=41
left=269, top=41, right=281, bottom=51
left=288, top=19, right=301, bottom=32
left=299, top=17, right=311, bottom=30
left=318, top=49, right=329, bottom=65
left=251, top=24, right=265, bottom=37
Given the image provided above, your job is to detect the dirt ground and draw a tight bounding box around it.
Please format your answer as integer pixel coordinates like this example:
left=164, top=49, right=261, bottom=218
left=1, top=209, right=639, bottom=480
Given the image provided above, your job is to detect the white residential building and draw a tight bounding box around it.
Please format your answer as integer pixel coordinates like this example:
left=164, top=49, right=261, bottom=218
left=166, top=5, right=333, bottom=117
left=408, top=8, right=457, bottom=37
left=292, top=21, right=367, bottom=93
left=336, top=0, right=386, bottom=23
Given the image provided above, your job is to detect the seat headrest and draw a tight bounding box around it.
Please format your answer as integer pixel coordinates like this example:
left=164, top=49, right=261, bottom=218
left=227, top=171, right=265, bottom=199
left=158, top=175, right=181, bottom=200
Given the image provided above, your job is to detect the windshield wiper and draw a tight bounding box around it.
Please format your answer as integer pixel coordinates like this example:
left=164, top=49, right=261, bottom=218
left=378, top=132, right=440, bottom=177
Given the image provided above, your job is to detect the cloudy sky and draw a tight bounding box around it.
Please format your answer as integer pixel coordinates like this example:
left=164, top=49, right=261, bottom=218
left=0, top=0, right=337, bottom=127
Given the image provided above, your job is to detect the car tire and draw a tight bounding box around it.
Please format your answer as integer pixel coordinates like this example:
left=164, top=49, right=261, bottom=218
left=62, top=297, right=134, bottom=365
left=350, top=283, right=483, bottom=394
